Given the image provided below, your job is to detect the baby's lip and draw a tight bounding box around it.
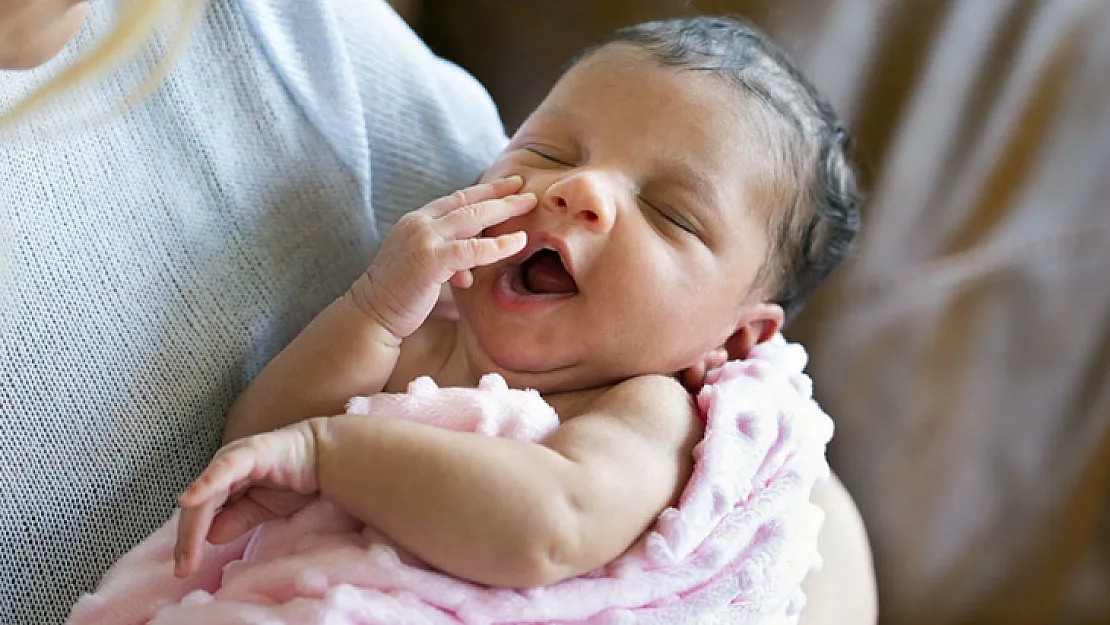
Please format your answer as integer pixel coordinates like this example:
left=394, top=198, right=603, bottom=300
left=511, top=232, right=575, bottom=281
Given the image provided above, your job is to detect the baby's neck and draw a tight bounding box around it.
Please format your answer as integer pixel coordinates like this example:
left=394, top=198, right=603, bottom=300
left=435, top=325, right=482, bottom=388
left=384, top=317, right=468, bottom=393
left=388, top=318, right=614, bottom=418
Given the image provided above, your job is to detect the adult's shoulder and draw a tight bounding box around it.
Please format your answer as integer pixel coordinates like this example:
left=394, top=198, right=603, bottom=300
left=235, top=0, right=507, bottom=214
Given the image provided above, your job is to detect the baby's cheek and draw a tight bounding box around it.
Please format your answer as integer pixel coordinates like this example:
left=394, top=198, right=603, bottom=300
left=479, top=149, right=535, bottom=185
left=482, top=214, right=528, bottom=238
left=477, top=161, right=515, bottom=185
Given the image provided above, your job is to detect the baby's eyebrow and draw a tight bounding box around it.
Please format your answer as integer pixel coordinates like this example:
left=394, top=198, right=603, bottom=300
left=655, top=158, right=720, bottom=217
left=533, top=104, right=583, bottom=128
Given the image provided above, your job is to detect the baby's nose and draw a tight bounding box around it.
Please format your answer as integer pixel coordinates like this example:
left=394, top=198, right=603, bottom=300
left=542, top=171, right=616, bottom=232
left=549, top=195, right=601, bottom=224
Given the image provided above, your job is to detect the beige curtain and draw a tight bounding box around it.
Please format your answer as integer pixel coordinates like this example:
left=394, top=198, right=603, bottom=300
left=417, top=1, right=1110, bottom=622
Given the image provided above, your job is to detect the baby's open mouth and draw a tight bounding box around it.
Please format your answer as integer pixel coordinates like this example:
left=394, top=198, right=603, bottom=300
left=516, top=248, right=578, bottom=296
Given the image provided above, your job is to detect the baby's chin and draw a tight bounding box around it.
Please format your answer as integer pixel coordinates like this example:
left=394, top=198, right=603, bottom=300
left=471, top=353, right=570, bottom=393
left=476, top=351, right=637, bottom=396
left=495, top=369, right=592, bottom=396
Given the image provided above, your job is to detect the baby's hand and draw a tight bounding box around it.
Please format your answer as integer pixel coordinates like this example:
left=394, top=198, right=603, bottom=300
left=174, top=419, right=324, bottom=578
left=351, top=176, right=536, bottom=339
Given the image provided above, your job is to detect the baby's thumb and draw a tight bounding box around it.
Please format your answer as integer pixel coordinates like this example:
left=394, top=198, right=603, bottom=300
left=450, top=269, right=474, bottom=289
left=207, top=496, right=276, bottom=545
left=680, top=363, right=708, bottom=394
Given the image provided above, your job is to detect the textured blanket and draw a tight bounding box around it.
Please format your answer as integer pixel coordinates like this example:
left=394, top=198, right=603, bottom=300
left=67, top=335, right=832, bottom=624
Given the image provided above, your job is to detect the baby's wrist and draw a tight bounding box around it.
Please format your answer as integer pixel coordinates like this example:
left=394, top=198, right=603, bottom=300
left=310, top=414, right=368, bottom=497
left=307, top=415, right=338, bottom=493
left=344, top=273, right=404, bottom=347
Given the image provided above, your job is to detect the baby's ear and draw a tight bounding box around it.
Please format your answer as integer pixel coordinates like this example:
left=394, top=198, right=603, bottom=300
left=723, top=303, right=784, bottom=361
left=679, top=304, right=784, bottom=393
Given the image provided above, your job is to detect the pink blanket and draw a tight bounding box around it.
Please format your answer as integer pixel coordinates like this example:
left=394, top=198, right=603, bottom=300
left=67, top=336, right=833, bottom=624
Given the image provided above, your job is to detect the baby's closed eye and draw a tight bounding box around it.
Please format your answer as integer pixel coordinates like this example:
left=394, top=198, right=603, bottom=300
left=524, top=146, right=576, bottom=168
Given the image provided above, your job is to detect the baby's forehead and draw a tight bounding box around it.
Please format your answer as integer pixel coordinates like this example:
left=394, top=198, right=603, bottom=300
left=520, top=44, right=802, bottom=221
left=560, top=45, right=783, bottom=136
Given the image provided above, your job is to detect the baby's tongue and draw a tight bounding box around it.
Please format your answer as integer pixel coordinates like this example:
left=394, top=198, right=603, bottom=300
left=523, top=251, right=578, bottom=294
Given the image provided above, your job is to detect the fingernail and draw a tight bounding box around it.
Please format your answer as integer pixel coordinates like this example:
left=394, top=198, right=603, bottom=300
left=503, top=175, right=523, bottom=185
left=510, top=192, right=535, bottom=205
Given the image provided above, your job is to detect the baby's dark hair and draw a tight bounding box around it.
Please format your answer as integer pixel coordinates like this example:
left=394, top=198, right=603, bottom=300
left=576, top=16, right=861, bottom=323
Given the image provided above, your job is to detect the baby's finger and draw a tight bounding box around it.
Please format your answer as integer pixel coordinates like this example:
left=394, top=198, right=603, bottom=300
left=174, top=494, right=224, bottom=578
left=450, top=270, right=474, bottom=289
left=680, top=363, right=708, bottom=395
left=435, top=193, right=536, bottom=239
left=207, top=493, right=281, bottom=545
left=422, top=176, right=524, bottom=218
left=706, top=349, right=729, bottom=370
left=179, top=448, right=256, bottom=507
left=439, top=232, right=527, bottom=273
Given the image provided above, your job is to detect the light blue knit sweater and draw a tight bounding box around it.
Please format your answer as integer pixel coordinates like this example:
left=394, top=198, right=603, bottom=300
left=0, top=1, right=507, bottom=622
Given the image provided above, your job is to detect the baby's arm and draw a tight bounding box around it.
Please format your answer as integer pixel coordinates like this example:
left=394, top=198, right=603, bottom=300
left=177, top=375, right=701, bottom=586
left=221, top=177, right=535, bottom=442
left=316, top=375, right=701, bottom=585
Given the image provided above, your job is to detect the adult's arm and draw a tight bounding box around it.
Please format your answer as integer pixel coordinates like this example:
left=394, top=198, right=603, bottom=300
left=800, top=473, right=878, bottom=625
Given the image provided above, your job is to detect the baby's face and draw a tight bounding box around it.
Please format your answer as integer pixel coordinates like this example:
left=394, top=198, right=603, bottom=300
left=453, top=44, right=779, bottom=393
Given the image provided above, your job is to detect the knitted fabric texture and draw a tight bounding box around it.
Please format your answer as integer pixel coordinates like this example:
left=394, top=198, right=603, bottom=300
left=0, top=1, right=506, bottom=623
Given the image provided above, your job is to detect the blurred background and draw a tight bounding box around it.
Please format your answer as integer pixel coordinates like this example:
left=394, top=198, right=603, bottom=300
left=392, top=1, right=1110, bottom=623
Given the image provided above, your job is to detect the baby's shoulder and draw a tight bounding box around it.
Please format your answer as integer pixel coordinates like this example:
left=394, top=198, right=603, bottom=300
left=595, top=375, right=698, bottom=421
left=594, top=374, right=692, bottom=404
left=549, top=375, right=699, bottom=439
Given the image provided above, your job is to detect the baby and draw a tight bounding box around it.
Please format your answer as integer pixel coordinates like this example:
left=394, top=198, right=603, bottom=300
left=175, top=14, right=860, bottom=591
